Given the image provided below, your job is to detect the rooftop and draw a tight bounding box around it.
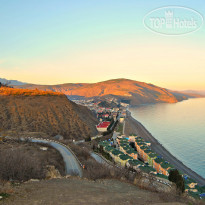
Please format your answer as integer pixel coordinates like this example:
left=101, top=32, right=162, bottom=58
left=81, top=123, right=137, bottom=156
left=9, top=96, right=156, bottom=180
left=139, top=165, right=156, bottom=173
left=112, top=149, right=123, bottom=156
left=119, top=154, right=132, bottom=161
left=140, top=145, right=149, bottom=150
left=126, top=149, right=138, bottom=154
left=105, top=146, right=114, bottom=152
left=128, top=159, right=143, bottom=166
left=97, top=121, right=111, bottom=128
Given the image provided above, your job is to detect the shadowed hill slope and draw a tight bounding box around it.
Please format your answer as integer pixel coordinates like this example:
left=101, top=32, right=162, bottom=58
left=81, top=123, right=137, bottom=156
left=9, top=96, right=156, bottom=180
left=0, top=88, right=98, bottom=139
left=15, top=79, right=203, bottom=105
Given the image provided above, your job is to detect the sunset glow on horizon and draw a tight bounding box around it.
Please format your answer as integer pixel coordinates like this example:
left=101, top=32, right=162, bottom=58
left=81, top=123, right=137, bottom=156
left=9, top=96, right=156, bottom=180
left=0, top=0, right=205, bottom=90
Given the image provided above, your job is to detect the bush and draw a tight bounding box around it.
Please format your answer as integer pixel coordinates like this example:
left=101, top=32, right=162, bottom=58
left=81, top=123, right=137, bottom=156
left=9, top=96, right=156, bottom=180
left=67, top=143, right=91, bottom=163
left=0, top=149, right=45, bottom=181
left=83, top=160, right=112, bottom=180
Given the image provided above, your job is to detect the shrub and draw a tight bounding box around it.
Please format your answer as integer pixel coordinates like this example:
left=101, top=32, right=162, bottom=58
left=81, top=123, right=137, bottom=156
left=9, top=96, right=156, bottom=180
left=83, top=160, right=112, bottom=180
left=0, top=149, right=45, bottom=181
left=67, top=143, right=91, bottom=163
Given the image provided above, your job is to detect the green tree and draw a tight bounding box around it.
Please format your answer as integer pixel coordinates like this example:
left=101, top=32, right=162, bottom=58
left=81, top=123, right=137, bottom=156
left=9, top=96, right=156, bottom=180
left=168, top=169, right=185, bottom=194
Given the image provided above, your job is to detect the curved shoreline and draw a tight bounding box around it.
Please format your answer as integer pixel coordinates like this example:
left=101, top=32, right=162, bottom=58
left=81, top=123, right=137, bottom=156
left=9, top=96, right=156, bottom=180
left=124, top=112, right=205, bottom=186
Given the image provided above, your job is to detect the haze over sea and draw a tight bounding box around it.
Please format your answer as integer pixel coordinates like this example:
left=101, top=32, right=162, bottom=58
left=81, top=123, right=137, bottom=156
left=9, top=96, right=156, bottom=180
left=130, top=98, right=205, bottom=178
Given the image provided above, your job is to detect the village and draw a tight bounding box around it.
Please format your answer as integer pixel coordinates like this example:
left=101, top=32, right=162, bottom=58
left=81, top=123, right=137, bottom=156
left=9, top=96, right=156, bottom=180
left=73, top=96, right=205, bottom=199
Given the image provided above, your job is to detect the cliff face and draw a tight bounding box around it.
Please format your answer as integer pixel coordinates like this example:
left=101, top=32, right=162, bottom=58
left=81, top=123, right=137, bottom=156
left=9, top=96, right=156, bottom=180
left=15, top=79, right=197, bottom=105
left=0, top=88, right=98, bottom=139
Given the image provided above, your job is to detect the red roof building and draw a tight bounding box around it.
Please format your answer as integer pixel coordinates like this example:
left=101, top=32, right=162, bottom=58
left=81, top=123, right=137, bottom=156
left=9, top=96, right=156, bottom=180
left=96, top=121, right=111, bottom=132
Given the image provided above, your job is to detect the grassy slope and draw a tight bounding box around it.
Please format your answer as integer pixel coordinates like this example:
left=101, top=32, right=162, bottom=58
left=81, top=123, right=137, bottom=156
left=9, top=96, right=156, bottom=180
left=0, top=88, right=98, bottom=140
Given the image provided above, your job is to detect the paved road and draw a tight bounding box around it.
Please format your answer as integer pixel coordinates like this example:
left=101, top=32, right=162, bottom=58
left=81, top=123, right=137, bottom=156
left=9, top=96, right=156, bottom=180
left=90, top=152, right=106, bottom=164
left=90, top=152, right=122, bottom=170
left=30, top=138, right=83, bottom=177
left=124, top=115, right=205, bottom=186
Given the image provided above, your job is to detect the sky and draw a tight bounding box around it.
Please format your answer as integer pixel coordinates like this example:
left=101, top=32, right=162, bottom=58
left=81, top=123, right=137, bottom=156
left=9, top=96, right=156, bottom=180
left=0, top=0, right=205, bottom=90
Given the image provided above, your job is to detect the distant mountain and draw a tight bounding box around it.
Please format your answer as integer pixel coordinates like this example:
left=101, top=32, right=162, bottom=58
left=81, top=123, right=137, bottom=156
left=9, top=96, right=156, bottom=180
left=0, top=78, right=26, bottom=86
left=182, top=90, right=205, bottom=96
left=15, top=78, right=203, bottom=106
left=0, top=87, right=98, bottom=140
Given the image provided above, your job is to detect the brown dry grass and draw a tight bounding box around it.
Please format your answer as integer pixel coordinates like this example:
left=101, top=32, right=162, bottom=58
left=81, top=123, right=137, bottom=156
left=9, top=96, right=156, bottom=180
left=0, top=178, right=188, bottom=205
left=0, top=87, right=63, bottom=96
left=0, top=94, right=97, bottom=140
left=0, top=139, right=65, bottom=182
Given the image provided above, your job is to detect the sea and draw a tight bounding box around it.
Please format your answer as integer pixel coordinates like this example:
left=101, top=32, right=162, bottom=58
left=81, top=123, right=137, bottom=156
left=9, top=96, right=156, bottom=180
left=129, top=98, right=205, bottom=178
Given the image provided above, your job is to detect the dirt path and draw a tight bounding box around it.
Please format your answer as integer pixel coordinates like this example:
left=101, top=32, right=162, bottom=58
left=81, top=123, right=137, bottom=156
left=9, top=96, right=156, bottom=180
left=2, top=178, right=186, bottom=205
left=124, top=114, right=205, bottom=186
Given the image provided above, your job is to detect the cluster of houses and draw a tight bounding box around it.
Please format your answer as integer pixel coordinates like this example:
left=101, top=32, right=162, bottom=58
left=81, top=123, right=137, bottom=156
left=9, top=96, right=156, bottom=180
left=98, top=135, right=205, bottom=197
left=133, top=136, right=174, bottom=176
left=116, top=136, right=174, bottom=176
left=72, top=97, right=120, bottom=113
left=95, top=106, right=127, bottom=133
left=73, top=97, right=127, bottom=121
left=98, top=137, right=162, bottom=178
left=73, top=97, right=128, bottom=133
left=72, top=97, right=205, bottom=198
left=184, top=176, right=205, bottom=199
left=132, top=136, right=205, bottom=197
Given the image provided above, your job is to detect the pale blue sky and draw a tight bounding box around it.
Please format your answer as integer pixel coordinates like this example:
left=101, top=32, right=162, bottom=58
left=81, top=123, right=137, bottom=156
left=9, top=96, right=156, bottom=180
left=0, top=0, right=204, bottom=89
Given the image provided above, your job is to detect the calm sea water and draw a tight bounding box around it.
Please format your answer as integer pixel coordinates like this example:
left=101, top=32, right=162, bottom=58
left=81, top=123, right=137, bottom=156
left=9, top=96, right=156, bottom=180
left=129, top=98, right=205, bottom=178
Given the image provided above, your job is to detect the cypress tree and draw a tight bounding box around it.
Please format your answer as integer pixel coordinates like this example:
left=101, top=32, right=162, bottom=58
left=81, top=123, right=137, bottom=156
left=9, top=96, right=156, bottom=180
left=168, top=169, right=185, bottom=193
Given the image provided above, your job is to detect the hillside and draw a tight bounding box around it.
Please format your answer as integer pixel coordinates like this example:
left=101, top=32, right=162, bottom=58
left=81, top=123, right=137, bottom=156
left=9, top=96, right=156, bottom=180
left=0, top=88, right=98, bottom=140
left=15, top=79, right=202, bottom=105
left=98, top=101, right=118, bottom=108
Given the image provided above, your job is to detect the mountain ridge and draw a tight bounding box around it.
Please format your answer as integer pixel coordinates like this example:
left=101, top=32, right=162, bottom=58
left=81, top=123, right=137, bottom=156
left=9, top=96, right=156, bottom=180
left=14, top=78, right=203, bottom=105
left=182, top=90, right=205, bottom=96
left=0, top=78, right=27, bottom=86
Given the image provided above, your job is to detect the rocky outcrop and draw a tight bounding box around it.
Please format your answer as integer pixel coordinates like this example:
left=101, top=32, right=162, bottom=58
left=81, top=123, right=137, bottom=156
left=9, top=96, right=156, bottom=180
left=46, top=165, right=61, bottom=179
left=133, top=174, right=175, bottom=193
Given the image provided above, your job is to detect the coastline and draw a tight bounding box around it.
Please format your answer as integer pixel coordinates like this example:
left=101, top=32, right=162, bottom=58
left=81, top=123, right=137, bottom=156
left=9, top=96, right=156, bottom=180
left=124, top=112, right=205, bottom=186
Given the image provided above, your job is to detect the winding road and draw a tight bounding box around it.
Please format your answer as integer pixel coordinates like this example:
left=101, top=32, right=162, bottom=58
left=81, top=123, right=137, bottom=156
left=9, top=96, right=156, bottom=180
left=90, top=152, right=107, bottom=164
left=30, top=138, right=83, bottom=177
